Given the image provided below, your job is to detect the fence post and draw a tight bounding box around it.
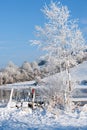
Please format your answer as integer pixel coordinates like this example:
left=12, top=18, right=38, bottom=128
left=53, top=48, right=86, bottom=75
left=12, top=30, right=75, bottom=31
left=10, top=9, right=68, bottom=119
left=7, top=88, right=14, bottom=108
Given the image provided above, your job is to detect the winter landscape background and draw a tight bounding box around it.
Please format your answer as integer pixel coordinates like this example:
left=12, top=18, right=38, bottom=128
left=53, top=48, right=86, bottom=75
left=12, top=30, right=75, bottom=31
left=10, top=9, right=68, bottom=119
left=0, top=0, right=87, bottom=130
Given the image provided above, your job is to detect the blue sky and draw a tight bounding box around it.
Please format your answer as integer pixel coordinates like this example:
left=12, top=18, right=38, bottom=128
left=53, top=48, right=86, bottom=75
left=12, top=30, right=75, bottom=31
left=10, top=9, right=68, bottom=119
left=0, top=0, right=87, bottom=68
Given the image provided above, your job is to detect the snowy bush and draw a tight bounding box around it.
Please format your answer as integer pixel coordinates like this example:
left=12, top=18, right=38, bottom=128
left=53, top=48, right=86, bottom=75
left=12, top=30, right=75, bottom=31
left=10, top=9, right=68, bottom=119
left=37, top=75, right=66, bottom=109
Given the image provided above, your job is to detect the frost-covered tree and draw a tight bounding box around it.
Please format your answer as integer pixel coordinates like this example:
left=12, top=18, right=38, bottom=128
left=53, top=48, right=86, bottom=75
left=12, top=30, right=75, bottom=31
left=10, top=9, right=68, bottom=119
left=0, top=72, right=3, bottom=85
left=31, top=61, right=40, bottom=77
left=31, top=61, right=39, bottom=70
left=30, top=1, right=85, bottom=67
left=20, top=61, right=34, bottom=81
left=5, top=61, right=18, bottom=75
left=21, top=61, right=33, bottom=73
left=3, top=61, right=19, bottom=83
left=30, top=1, right=86, bottom=109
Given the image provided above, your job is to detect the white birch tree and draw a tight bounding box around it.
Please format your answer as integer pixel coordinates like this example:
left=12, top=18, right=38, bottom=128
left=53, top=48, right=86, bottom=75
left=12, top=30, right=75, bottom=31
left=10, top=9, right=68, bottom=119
left=30, top=1, right=86, bottom=109
left=30, top=1, right=85, bottom=64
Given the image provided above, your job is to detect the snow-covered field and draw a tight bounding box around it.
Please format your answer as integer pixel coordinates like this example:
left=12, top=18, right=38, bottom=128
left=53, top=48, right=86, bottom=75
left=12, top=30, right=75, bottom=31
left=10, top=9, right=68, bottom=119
left=0, top=61, right=87, bottom=130
left=0, top=106, right=87, bottom=130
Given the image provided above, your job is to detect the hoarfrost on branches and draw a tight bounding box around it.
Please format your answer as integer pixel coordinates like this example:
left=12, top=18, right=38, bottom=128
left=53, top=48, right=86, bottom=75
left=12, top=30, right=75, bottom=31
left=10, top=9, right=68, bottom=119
left=30, top=1, right=85, bottom=64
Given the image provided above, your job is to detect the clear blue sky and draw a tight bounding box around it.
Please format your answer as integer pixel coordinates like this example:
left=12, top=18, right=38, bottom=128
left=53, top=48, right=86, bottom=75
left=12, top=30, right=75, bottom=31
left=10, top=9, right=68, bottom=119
left=0, top=0, right=87, bottom=68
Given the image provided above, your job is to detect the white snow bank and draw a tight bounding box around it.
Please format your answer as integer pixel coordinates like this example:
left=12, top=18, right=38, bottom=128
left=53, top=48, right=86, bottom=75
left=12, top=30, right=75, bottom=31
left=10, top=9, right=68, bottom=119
left=0, top=107, right=87, bottom=130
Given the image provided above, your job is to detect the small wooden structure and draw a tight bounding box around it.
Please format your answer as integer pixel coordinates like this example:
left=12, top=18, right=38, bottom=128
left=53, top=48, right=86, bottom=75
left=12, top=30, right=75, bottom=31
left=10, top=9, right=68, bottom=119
left=0, top=83, right=45, bottom=108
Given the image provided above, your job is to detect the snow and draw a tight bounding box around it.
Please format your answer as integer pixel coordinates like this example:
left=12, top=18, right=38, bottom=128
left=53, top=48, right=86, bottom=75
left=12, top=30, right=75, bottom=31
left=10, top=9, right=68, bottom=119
left=71, top=61, right=87, bottom=82
left=0, top=107, right=87, bottom=130
left=0, top=61, right=87, bottom=130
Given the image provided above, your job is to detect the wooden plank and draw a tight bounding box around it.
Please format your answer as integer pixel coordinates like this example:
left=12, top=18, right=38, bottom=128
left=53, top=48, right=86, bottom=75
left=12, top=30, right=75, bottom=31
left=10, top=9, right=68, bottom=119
left=70, top=98, right=87, bottom=102
left=74, top=86, right=87, bottom=89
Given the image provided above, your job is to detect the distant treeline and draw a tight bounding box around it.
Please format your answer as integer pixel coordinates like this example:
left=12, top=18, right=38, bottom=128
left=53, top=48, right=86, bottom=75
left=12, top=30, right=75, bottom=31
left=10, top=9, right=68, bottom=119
left=0, top=50, right=87, bottom=85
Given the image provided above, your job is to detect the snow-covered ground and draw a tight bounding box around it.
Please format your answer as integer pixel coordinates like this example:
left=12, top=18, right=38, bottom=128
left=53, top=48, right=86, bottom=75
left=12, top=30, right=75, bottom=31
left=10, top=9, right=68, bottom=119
left=71, top=61, right=87, bottom=82
left=0, top=106, right=87, bottom=130
left=0, top=61, right=87, bottom=130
